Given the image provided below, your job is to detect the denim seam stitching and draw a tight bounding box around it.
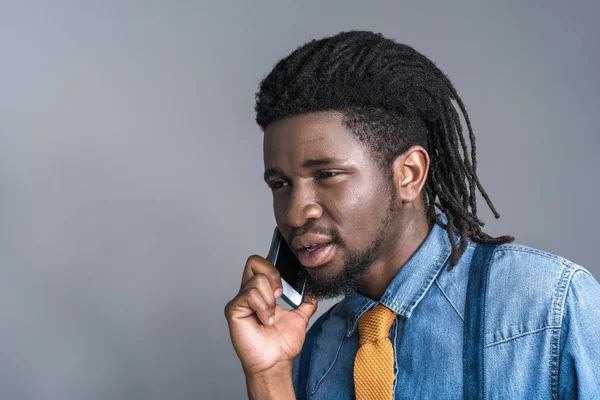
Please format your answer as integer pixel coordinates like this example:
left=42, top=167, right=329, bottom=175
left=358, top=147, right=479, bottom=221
left=391, top=318, right=399, bottom=395
left=410, top=245, right=452, bottom=311
left=495, top=244, right=574, bottom=266
left=347, top=301, right=376, bottom=337
left=382, top=244, right=451, bottom=317
left=549, top=264, right=576, bottom=400
left=481, top=245, right=497, bottom=400
left=434, top=278, right=465, bottom=322
left=485, top=325, right=560, bottom=348
left=380, top=299, right=409, bottom=315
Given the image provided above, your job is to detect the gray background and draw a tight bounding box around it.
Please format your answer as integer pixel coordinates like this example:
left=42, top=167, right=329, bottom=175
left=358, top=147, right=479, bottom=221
left=1, top=1, right=598, bottom=399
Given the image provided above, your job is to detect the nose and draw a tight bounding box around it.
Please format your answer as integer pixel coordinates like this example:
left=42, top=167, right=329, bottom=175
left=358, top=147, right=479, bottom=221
left=280, top=185, right=323, bottom=228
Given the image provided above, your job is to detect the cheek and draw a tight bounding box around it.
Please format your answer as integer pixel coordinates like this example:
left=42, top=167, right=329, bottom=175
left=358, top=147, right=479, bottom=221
left=328, top=179, right=391, bottom=248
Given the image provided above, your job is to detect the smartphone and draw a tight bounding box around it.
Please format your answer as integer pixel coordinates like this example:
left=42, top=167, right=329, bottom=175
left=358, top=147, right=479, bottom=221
left=268, top=228, right=306, bottom=309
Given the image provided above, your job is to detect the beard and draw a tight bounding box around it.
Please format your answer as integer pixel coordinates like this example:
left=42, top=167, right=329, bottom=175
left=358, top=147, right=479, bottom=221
left=301, top=192, right=398, bottom=301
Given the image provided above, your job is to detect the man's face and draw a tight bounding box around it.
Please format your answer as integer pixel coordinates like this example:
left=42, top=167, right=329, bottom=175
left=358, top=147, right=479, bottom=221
left=263, top=111, right=400, bottom=299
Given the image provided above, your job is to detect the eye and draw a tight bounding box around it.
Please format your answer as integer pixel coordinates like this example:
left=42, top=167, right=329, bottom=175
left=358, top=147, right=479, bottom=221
left=316, top=171, right=339, bottom=180
left=268, top=180, right=289, bottom=190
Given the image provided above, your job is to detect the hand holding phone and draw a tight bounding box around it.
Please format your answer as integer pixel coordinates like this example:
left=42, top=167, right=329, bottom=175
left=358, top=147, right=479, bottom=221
left=224, top=228, right=319, bottom=379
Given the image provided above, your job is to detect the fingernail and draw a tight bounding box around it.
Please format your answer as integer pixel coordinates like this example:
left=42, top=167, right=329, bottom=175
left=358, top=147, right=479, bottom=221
left=274, top=288, right=282, bottom=298
left=268, top=316, right=274, bottom=325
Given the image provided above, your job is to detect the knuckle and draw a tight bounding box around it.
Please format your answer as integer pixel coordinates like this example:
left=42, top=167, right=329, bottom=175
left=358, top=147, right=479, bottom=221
left=256, top=302, right=270, bottom=312
left=255, top=274, right=269, bottom=285
left=269, top=271, right=281, bottom=282
left=224, top=300, right=233, bottom=316
left=246, top=254, right=262, bottom=265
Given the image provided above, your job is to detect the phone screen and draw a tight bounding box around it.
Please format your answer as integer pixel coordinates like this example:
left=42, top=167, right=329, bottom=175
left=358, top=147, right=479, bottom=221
left=271, top=230, right=305, bottom=294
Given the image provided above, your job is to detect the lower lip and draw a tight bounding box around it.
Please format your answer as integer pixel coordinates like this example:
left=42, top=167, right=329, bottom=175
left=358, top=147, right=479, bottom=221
left=298, top=243, right=336, bottom=268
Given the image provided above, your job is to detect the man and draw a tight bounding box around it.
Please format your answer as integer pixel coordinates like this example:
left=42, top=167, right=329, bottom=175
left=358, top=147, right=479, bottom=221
left=224, top=31, right=600, bottom=399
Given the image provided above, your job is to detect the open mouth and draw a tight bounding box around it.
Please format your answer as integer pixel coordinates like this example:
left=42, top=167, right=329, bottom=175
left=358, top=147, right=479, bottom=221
left=297, top=242, right=336, bottom=267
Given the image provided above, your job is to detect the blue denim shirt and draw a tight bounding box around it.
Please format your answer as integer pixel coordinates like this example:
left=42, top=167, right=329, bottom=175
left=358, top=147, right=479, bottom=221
left=292, top=214, right=600, bottom=399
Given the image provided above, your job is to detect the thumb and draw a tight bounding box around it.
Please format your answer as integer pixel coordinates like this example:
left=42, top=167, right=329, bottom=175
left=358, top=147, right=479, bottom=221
left=293, top=294, right=319, bottom=324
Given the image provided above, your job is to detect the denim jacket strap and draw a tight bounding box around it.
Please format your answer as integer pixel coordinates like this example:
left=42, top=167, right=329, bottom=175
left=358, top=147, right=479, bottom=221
left=463, top=242, right=498, bottom=400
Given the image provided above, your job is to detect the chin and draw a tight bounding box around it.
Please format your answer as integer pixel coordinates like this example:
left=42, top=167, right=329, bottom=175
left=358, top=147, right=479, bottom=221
left=307, top=259, right=342, bottom=277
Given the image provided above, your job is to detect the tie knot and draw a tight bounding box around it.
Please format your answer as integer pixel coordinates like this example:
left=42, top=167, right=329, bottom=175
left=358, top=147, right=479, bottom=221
left=357, top=304, right=396, bottom=345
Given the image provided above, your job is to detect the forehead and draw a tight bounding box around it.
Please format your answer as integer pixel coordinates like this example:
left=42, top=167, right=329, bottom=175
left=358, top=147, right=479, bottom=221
left=263, top=111, right=366, bottom=167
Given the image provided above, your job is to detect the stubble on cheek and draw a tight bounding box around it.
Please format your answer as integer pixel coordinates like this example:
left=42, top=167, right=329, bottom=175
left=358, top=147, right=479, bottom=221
left=342, top=192, right=391, bottom=248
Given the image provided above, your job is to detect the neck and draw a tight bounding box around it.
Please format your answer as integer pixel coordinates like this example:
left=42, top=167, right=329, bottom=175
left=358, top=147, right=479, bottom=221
left=355, top=206, right=433, bottom=301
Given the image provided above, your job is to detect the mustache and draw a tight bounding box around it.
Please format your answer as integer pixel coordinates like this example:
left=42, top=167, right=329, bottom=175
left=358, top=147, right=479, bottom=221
left=288, top=225, right=345, bottom=247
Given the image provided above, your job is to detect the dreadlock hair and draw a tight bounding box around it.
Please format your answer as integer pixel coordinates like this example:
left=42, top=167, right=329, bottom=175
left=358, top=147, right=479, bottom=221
left=255, top=31, right=514, bottom=269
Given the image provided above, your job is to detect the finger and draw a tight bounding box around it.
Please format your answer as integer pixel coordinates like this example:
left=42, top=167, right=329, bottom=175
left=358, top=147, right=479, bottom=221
left=245, top=287, right=274, bottom=326
left=292, top=294, right=319, bottom=324
left=240, top=255, right=283, bottom=298
left=240, top=274, right=277, bottom=321
left=226, top=285, right=273, bottom=326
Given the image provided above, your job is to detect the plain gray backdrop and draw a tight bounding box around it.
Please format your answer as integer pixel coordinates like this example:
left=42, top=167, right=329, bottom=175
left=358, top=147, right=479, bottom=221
left=1, top=1, right=598, bottom=399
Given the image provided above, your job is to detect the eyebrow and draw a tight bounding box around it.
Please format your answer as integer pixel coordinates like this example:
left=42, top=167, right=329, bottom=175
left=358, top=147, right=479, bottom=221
left=263, top=157, right=346, bottom=182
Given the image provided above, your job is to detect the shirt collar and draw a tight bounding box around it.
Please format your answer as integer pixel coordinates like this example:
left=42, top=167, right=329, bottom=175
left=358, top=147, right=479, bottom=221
left=340, top=213, right=452, bottom=337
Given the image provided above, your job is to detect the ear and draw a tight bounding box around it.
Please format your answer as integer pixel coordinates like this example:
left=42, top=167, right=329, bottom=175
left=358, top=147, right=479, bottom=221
left=391, top=145, right=430, bottom=205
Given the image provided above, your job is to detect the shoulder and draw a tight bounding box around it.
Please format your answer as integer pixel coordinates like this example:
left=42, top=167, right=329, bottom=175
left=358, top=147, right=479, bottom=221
left=490, top=242, right=600, bottom=301
left=560, top=265, right=600, bottom=325
left=557, top=256, right=600, bottom=397
left=483, top=241, right=594, bottom=341
left=492, top=241, right=584, bottom=271
left=488, top=242, right=590, bottom=293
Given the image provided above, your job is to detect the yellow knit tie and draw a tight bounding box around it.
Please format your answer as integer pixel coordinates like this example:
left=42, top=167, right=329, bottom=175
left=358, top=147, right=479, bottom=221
left=354, top=304, right=397, bottom=400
